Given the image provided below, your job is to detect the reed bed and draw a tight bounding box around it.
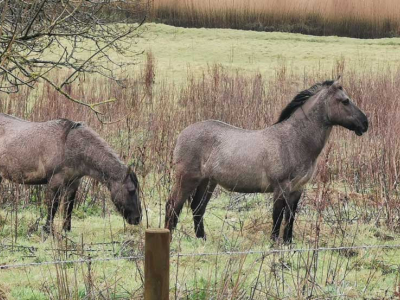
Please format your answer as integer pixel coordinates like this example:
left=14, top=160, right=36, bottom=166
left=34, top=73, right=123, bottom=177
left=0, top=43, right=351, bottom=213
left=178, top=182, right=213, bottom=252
left=152, top=0, right=400, bottom=38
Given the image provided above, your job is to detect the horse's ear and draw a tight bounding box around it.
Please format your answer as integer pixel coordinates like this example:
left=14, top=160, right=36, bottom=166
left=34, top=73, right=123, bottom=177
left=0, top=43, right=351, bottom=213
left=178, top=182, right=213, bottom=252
left=333, top=75, right=341, bottom=86
left=124, top=163, right=135, bottom=181
left=329, top=77, right=342, bottom=93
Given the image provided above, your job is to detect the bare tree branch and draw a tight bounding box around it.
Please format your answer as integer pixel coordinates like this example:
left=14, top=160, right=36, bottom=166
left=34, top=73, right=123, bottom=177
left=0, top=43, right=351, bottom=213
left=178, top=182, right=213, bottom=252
left=0, top=0, right=149, bottom=114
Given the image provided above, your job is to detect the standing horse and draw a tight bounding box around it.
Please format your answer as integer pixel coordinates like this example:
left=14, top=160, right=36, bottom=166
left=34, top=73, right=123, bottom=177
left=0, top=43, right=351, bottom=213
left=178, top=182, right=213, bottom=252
left=0, top=114, right=141, bottom=232
left=165, top=79, right=368, bottom=243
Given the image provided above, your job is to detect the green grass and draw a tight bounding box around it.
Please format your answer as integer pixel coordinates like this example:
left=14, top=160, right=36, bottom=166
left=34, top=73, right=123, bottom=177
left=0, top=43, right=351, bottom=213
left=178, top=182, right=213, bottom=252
left=1, top=185, right=400, bottom=298
left=0, top=203, right=145, bottom=300
left=134, top=23, right=400, bottom=82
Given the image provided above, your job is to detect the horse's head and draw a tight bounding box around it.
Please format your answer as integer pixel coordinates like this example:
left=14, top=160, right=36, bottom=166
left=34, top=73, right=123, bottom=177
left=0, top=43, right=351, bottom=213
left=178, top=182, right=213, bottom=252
left=110, top=165, right=142, bottom=225
left=325, top=79, right=368, bottom=136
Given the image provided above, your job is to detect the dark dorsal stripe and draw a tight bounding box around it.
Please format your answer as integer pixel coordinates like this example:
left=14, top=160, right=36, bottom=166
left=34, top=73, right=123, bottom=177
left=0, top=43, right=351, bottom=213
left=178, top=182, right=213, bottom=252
left=277, top=80, right=335, bottom=123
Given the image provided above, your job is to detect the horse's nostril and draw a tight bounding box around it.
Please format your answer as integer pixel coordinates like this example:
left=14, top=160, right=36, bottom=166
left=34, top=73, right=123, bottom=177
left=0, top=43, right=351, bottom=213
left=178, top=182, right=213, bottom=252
left=363, top=120, right=369, bottom=130
left=134, top=216, right=141, bottom=224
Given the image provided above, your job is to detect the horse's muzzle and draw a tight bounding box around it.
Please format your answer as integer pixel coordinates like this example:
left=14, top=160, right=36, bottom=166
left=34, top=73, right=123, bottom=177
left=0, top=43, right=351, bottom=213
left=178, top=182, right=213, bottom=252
left=355, top=119, right=368, bottom=136
left=127, top=215, right=142, bottom=225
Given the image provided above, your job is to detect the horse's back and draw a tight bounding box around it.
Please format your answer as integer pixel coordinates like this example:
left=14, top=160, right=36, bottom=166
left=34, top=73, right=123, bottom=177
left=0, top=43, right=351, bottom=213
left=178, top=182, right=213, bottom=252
left=173, top=120, right=277, bottom=190
left=174, top=120, right=241, bottom=160
left=174, top=119, right=268, bottom=158
left=0, top=114, right=81, bottom=183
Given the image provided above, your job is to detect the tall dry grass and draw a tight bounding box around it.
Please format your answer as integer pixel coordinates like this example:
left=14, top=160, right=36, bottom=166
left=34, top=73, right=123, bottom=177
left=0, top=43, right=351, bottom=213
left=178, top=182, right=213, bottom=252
left=2, top=57, right=400, bottom=297
left=1, top=57, right=400, bottom=226
left=152, top=0, right=400, bottom=38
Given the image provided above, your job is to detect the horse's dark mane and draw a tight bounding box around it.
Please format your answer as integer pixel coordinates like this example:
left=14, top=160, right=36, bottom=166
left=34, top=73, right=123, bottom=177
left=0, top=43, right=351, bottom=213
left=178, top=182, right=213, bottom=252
left=277, top=80, right=335, bottom=123
left=57, top=118, right=82, bottom=141
left=57, top=118, right=82, bottom=130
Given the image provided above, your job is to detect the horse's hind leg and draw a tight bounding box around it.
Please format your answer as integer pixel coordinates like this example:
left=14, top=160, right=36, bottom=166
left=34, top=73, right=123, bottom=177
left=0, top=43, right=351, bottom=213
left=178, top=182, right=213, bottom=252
left=63, top=179, right=81, bottom=232
left=283, top=190, right=302, bottom=244
left=191, top=179, right=216, bottom=240
left=165, top=174, right=201, bottom=233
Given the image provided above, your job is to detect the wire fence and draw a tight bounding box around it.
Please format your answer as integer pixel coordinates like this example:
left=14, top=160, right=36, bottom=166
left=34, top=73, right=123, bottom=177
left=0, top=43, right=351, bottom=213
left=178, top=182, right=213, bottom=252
left=0, top=254, right=144, bottom=270
left=2, top=242, right=400, bottom=270
left=0, top=242, right=124, bottom=253
left=171, top=243, right=400, bottom=258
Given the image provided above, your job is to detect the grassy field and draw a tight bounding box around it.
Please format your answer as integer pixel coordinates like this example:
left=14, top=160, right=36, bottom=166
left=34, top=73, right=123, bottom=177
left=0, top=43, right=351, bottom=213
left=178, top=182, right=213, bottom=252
left=1, top=191, right=400, bottom=299
left=135, top=24, right=400, bottom=82
left=1, top=23, right=400, bottom=299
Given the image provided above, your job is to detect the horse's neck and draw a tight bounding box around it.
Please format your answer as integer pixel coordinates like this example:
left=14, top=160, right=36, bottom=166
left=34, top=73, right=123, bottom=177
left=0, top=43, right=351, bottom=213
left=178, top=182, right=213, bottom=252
left=74, top=131, right=126, bottom=185
left=285, top=107, right=332, bottom=160
left=84, top=155, right=126, bottom=187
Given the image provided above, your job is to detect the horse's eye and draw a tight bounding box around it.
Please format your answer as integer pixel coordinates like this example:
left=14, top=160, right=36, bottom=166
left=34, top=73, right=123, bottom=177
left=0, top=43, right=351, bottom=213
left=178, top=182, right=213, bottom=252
left=342, top=98, right=350, bottom=105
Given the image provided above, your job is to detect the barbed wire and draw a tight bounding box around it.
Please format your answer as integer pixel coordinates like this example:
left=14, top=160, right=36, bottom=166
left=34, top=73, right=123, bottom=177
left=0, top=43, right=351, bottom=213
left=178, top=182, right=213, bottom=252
left=1, top=243, right=400, bottom=270
left=0, top=254, right=144, bottom=270
left=171, top=243, right=400, bottom=258
left=0, top=243, right=121, bottom=253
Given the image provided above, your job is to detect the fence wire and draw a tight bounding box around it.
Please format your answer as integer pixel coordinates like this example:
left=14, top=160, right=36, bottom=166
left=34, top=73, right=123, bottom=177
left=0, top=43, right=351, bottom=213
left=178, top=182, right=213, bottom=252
left=171, top=243, right=400, bottom=258
left=1, top=243, right=400, bottom=270
left=0, top=254, right=144, bottom=270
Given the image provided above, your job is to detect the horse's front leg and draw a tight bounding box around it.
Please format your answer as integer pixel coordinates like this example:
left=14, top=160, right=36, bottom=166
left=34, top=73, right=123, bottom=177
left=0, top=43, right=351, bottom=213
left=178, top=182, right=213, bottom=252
left=271, top=187, right=289, bottom=242
left=283, top=190, right=302, bottom=244
left=44, top=187, right=62, bottom=234
left=63, top=179, right=81, bottom=232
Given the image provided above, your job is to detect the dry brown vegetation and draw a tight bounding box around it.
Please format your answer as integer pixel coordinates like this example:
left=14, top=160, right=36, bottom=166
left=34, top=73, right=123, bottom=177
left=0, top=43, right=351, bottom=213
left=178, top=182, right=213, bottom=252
left=2, top=55, right=400, bottom=298
left=3, top=55, right=400, bottom=236
left=152, top=0, right=400, bottom=38
left=5, top=57, right=400, bottom=219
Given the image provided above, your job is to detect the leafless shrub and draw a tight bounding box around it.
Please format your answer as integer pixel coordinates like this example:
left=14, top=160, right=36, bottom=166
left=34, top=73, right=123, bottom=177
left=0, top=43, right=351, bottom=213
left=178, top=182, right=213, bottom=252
left=0, top=0, right=149, bottom=116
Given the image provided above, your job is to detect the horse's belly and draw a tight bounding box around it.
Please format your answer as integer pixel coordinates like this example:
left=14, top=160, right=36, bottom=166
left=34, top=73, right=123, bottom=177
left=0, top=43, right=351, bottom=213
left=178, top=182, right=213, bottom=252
left=221, top=184, right=273, bottom=193
left=10, top=177, right=48, bottom=185
left=0, top=169, right=48, bottom=184
left=0, top=154, right=49, bottom=184
left=215, top=174, right=272, bottom=193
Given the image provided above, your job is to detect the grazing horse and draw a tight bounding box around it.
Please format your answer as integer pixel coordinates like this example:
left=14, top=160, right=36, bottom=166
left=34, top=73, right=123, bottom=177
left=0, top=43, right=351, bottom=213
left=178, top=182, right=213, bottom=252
left=0, top=114, right=142, bottom=232
left=165, top=79, right=368, bottom=243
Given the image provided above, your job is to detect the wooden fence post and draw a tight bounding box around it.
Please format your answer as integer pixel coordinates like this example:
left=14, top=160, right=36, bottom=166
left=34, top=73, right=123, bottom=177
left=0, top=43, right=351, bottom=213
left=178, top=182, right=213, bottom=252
left=145, top=228, right=170, bottom=300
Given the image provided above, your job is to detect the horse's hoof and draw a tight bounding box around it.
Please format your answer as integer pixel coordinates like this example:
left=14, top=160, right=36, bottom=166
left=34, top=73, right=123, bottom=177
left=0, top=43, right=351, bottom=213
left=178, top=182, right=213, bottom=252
left=283, top=232, right=294, bottom=244
left=41, top=225, right=51, bottom=241
left=283, top=236, right=293, bottom=245
left=42, top=225, right=51, bottom=234
left=196, top=232, right=207, bottom=241
left=283, top=240, right=292, bottom=245
left=270, top=235, right=280, bottom=243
